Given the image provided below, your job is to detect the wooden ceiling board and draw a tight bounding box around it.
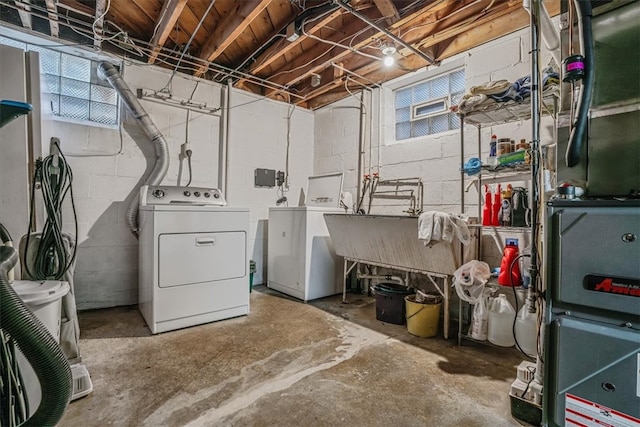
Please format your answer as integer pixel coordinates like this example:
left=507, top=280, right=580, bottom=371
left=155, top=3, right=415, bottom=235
left=193, top=0, right=273, bottom=76
left=105, top=3, right=148, bottom=40
left=263, top=0, right=292, bottom=31
left=147, top=0, right=188, bottom=63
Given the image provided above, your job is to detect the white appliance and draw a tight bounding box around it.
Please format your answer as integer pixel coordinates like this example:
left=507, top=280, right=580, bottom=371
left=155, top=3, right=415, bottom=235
left=138, top=185, right=249, bottom=334
left=268, top=173, right=344, bottom=301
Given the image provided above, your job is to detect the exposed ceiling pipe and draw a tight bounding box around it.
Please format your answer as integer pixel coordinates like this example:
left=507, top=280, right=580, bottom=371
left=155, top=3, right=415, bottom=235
left=98, top=62, right=170, bottom=237
left=332, top=0, right=437, bottom=66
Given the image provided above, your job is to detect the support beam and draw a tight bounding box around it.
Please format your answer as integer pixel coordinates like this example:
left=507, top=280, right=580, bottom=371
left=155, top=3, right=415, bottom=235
left=43, top=0, right=59, bottom=37
left=147, top=0, right=188, bottom=63
left=15, top=0, right=32, bottom=29
left=193, top=0, right=272, bottom=77
left=372, top=0, right=399, bottom=25
left=93, top=0, right=106, bottom=47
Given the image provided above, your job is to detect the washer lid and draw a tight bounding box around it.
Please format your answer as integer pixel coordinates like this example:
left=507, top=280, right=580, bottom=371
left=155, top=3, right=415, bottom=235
left=11, top=280, right=70, bottom=305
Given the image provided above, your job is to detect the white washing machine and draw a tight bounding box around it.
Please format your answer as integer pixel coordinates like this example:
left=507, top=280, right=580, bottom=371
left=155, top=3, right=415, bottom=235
left=138, top=185, right=249, bottom=334
left=268, top=173, right=344, bottom=302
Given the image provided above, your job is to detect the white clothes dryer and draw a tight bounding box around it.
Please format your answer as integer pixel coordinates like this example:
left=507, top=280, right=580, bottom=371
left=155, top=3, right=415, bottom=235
left=138, top=185, right=249, bottom=334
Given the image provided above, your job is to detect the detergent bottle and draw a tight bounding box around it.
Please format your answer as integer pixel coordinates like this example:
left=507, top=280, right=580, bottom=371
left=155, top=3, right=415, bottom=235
left=498, top=238, right=521, bottom=286
left=482, top=185, right=492, bottom=226
left=491, top=184, right=501, bottom=226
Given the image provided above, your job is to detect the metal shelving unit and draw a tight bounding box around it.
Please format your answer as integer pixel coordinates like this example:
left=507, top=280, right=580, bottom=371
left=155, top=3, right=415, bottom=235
left=456, top=92, right=558, bottom=347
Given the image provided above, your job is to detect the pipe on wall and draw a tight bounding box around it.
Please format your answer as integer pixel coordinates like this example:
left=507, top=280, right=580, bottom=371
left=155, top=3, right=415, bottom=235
left=356, top=90, right=366, bottom=210
left=218, top=79, right=231, bottom=199
left=98, top=62, right=169, bottom=237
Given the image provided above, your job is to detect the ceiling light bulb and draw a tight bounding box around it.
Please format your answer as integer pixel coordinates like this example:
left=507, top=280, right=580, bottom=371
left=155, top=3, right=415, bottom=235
left=383, top=55, right=395, bottom=67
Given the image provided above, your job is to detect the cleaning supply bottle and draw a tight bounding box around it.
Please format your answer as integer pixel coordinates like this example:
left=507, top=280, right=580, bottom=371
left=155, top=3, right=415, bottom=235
left=515, top=300, right=537, bottom=357
left=498, top=238, right=521, bottom=286
left=487, top=135, right=498, bottom=166
left=482, top=185, right=492, bottom=226
left=500, top=184, right=513, bottom=226
left=491, top=184, right=501, bottom=226
left=487, top=294, right=516, bottom=347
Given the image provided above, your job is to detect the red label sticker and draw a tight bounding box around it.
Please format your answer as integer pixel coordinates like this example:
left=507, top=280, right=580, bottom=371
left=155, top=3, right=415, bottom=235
left=565, top=394, right=640, bottom=427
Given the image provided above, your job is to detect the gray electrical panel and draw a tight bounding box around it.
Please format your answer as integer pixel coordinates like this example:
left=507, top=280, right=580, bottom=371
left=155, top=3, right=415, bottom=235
left=254, top=168, right=276, bottom=188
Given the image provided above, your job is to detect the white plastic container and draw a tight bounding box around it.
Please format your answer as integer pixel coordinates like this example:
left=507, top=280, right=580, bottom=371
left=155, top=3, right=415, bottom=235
left=515, top=302, right=538, bottom=358
left=11, top=280, right=70, bottom=417
left=469, top=296, right=489, bottom=341
left=487, top=294, right=516, bottom=347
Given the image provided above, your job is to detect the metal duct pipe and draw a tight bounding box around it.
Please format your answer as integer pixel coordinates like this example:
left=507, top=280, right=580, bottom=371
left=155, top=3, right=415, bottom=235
left=332, top=0, right=437, bottom=65
left=98, top=62, right=169, bottom=237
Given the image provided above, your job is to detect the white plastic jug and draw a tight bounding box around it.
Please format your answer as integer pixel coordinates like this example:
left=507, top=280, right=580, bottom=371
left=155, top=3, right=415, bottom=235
left=469, top=294, right=489, bottom=341
left=515, top=302, right=537, bottom=358
left=487, top=294, right=516, bottom=347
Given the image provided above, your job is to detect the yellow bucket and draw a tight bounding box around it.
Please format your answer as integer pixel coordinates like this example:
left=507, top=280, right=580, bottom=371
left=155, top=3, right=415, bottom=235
left=405, top=294, right=442, bottom=338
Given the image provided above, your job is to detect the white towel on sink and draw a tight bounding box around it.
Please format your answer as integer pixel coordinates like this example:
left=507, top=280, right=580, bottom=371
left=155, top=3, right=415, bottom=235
left=418, top=211, right=471, bottom=246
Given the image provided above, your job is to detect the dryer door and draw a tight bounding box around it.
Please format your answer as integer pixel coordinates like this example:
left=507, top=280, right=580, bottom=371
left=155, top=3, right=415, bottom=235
left=158, top=232, right=246, bottom=288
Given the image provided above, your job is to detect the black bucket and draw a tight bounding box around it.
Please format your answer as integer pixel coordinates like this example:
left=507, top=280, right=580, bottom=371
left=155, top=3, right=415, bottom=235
left=374, top=283, right=413, bottom=325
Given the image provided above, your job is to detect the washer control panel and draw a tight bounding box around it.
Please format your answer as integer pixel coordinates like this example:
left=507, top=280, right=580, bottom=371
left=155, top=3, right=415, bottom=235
left=140, top=185, right=226, bottom=206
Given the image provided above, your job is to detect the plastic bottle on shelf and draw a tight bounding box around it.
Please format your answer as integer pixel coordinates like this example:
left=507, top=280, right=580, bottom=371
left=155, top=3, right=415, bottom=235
left=491, top=184, right=501, bottom=226
left=499, top=184, right=513, bottom=226
left=487, top=135, right=498, bottom=167
left=498, top=238, right=521, bottom=286
left=482, top=185, right=492, bottom=226
left=487, top=294, right=516, bottom=347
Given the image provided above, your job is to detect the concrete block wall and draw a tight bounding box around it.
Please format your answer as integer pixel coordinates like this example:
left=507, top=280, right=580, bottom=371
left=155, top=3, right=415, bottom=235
left=42, top=62, right=313, bottom=309
left=314, top=26, right=556, bottom=218
left=226, top=91, right=314, bottom=287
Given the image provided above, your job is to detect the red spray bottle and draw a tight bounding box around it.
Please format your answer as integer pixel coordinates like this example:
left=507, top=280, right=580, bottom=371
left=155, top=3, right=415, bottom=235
left=491, top=184, right=501, bottom=226
left=482, top=185, right=492, bottom=225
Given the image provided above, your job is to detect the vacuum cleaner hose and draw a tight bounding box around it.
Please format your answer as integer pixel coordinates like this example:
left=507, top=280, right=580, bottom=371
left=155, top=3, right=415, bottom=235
left=565, top=0, right=594, bottom=167
left=0, top=246, right=73, bottom=426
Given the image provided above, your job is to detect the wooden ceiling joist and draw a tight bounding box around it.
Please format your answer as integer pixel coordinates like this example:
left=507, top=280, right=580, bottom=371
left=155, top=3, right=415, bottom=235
left=15, top=0, right=32, bottom=29
left=43, top=0, right=59, bottom=37
left=193, top=0, right=273, bottom=77
left=147, top=0, right=188, bottom=63
left=93, top=0, right=106, bottom=47
left=372, top=0, right=399, bottom=25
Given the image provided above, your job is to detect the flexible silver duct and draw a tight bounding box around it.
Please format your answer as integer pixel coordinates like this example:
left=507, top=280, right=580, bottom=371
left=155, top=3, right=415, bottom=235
left=97, top=62, right=169, bottom=237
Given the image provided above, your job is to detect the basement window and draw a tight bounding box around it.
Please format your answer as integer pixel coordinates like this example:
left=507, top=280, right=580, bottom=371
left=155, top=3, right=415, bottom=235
left=0, top=36, right=119, bottom=127
left=394, top=68, right=464, bottom=141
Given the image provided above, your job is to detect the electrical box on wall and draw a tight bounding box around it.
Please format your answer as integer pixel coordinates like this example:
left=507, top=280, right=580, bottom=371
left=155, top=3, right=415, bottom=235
left=255, top=168, right=276, bottom=187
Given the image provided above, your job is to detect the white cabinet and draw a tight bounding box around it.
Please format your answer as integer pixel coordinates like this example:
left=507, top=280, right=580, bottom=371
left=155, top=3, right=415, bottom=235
left=267, top=207, right=343, bottom=301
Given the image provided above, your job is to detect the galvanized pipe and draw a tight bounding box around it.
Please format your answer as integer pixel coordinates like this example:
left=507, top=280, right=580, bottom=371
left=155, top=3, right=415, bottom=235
left=98, top=62, right=169, bottom=237
left=332, top=0, right=436, bottom=65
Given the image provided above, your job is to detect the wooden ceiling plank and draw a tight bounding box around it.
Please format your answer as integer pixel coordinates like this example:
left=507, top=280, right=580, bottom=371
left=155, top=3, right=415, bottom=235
left=193, top=0, right=273, bottom=77
left=14, top=0, right=32, bottom=29
left=372, top=0, right=399, bottom=26
left=148, top=0, right=188, bottom=63
left=44, top=0, right=59, bottom=37
left=436, top=1, right=561, bottom=59
left=94, top=0, right=106, bottom=47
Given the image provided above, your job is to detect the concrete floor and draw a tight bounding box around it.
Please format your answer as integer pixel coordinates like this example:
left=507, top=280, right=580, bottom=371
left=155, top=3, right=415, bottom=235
left=60, top=286, right=525, bottom=426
